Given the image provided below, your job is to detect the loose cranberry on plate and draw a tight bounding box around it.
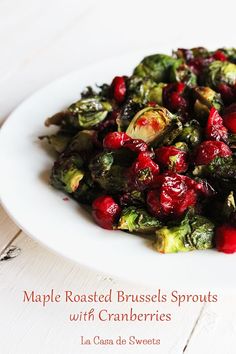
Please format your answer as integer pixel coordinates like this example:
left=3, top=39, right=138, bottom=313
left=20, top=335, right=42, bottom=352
left=155, top=146, right=188, bottom=173
left=92, top=196, right=121, bottom=230
left=215, top=224, right=236, bottom=254
left=195, top=140, right=232, bottom=165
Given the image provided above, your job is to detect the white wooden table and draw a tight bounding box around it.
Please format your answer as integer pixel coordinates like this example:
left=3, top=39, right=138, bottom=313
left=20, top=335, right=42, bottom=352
left=0, top=1, right=236, bottom=353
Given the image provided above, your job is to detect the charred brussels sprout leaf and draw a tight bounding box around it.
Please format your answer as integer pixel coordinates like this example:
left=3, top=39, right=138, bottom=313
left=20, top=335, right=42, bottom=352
left=126, top=105, right=182, bottom=146
left=178, top=120, right=202, bottom=147
left=68, top=97, right=112, bottom=129
left=133, top=54, right=177, bottom=82
left=169, top=59, right=197, bottom=86
left=154, top=215, right=215, bottom=253
left=40, top=132, right=71, bottom=153
left=118, top=206, right=162, bottom=233
left=50, top=154, right=84, bottom=193
left=194, top=86, right=223, bottom=119
left=205, top=61, right=236, bottom=88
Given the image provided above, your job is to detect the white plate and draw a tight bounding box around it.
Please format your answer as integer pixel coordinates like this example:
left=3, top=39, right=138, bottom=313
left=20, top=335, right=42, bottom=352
left=0, top=52, right=235, bottom=292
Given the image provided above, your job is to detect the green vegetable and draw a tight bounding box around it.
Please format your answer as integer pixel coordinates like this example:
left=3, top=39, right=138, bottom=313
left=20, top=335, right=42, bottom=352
left=205, top=61, right=236, bottom=88
left=133, top=54, right=177, bottom=82
left=178, top=120, right=202, bottom=147
left=68, top=130, right=95, bottom=152
left=128, top=76, right=166, bottom=105
left=169, top=60, right=197, bottom=86
left=68, top=97, right=112, bottom=129
left=155, top=215, right=215, bottom=253
left=193, top=86, right=223, bottom=120
left=126, top=105, right=182, bottom=145
left=39, top=132, right=71, bottom=153
left=193, top=156, right=236, bottom=180
left=50, top=154, right=84, bottom=193
left=118, top=206, right=162, bottom=233
left=89, top=152, right=126, bottom=192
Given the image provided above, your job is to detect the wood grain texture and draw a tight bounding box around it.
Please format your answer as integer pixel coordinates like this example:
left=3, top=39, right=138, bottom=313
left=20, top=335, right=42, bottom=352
left=0, top=206, right=20, bottom=251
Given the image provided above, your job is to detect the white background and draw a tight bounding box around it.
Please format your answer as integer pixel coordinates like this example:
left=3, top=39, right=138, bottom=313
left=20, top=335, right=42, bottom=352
left=0, top=0, right=236, bottom=353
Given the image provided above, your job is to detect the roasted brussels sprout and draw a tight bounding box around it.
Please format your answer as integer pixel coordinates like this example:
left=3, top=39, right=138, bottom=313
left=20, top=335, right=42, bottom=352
left=133, top=54, right=176, bottom=82
left=205, top=61, right=236, bottom=88
left=40, top=132, right=71, bottom=153
left=50, top=154, right=84, bottom=193
left=68, top=130, right=95, bottom=152
left=178, top=120, right=202, bottom=147
left=193, top=86, right=223, bottom=120
left=169, top=60, right=197, bottom=86
left=154, top=214, right=215, bottom=253
left=89, top=152, right=126, bottom=192
left=68, top=97, right=112, bottom=129
left=118, top=206, right=162, bottom=233
left=128, top=76, right=166, bottom=105
left=126, top=105, right=182, bottom=146
left=193, top=156, right=236, bottom=180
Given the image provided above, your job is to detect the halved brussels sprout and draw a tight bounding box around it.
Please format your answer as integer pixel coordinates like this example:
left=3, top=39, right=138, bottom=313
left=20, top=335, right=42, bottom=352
left=193, top=86, right=223, bottom=119
left=169, top=59, right=197, bottom=86
left=205, top=61, right=236, bottom=88
left=133, top=54, right=176, bottom=82
left=126, top=105, right=181, bottom=145
left=118, top=206, right=162, bottom=233
left=154, top=214, right=215, bottom=253
left=50, top=154, right=84, bottom=193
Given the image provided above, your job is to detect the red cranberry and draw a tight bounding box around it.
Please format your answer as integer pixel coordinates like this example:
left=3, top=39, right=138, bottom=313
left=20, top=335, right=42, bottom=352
left=195, top=140, right=232, bottom=165
left=92, top=196, right=121, bottom=230
left=223, top=112, right=236, bottom=134
left=215, top=224, right=236, bottom=254
left=103, top=131, right=130, bottom=149
left=155, top=146, right=188, bottom=173
left=218, top=83, right=235, bottom=104
left=163, top=83, right=188, bottom=114
left=111, top=76, right=126, bottom=103
left=147, top=172, right=197, bottom=218
left=213, top=50, right=227, bottom=61
left=130, top=152, right=160, bottom=190
left=205, top=107, right=228, bottom=142
left=123, top=139, right=148, bottom=152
